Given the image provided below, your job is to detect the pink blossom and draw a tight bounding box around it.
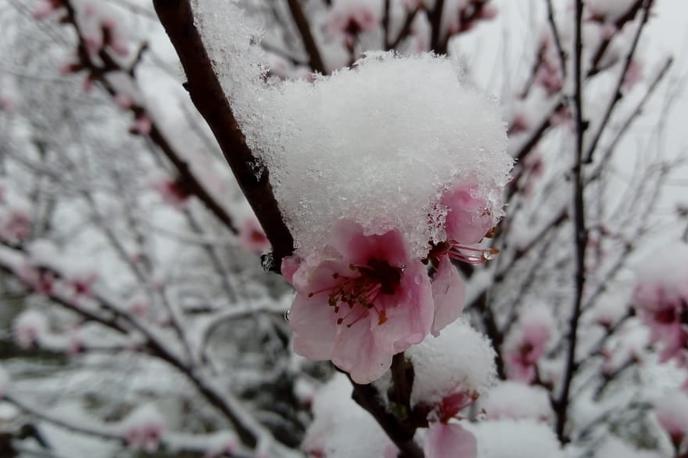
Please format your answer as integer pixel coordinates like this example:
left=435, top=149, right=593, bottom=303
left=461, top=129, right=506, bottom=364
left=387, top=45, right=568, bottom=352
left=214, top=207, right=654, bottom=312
left=508, top=113, right=530, bottom=136
left=102, top=19, right=129, bottom=57
left=441, top=182, right=497, bottom=246
left=286, top=220, right=434, bottom=383
left=152, top=177, right=191, bottom=208
left=0, top=95, right=15, bottom=112
left=131, top=114, right=153, bottom=135
left=623, top=59, right=643, bottom=90
left=425, top=422, right=477, bottom=458
left=430, top=256, right=465, bottom=336
left=114, top=93, right=134, bottom=110
left=535, top=61, right=563, bottom=95
left=326, top=0, right=380, bottom=46
left=70, top=272, right=98, bottom=297
left=0, top=209, right=31, bottom=243
left=634, top=283, right=688, bottom=364
left=32, top=0, right=62, bottom=20
left=504, top=306, right=554, bottom=383
left=239, top=216, right=271, bottom=253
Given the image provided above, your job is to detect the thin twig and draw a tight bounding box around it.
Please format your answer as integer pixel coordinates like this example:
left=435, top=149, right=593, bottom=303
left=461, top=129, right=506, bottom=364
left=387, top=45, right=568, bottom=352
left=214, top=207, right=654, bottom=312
left=554, top=0, right=587, bottom=443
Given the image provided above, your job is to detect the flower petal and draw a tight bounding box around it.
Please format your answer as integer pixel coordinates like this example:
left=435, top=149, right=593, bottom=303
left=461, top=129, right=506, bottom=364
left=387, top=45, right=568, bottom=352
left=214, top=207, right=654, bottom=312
left=431, top=256, right=466, bottom=336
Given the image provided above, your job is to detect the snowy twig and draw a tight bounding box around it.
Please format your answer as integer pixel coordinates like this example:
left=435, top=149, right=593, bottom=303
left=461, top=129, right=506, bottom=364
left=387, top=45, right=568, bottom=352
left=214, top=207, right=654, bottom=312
left=544, top=0, right=567, bottom=80
left=286, top=0, right=326, bottom=74
left=584, top=0, right=655, bottom=164
left=555, top=0, right=587, bottom=442
left=60, top=0, right=240, bottom=235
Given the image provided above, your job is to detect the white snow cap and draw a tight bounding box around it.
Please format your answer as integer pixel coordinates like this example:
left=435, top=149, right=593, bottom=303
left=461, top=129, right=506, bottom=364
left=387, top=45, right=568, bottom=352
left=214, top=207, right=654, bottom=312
left=467, top=419, right=565, bottom=458
left=193, top=1, right=511, bottom=259
left=254, top=52, right=510, bottom=259
left=408, top=320, right=496, bottom=407
left=482, top=381, right=552, bottom=422
left=303, top=374, right=397, bottom=458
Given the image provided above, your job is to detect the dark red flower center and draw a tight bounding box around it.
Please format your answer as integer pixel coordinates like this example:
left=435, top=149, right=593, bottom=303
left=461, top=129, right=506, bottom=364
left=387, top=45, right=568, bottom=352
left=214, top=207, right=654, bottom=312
left=308, top=258, right=403, bottom=327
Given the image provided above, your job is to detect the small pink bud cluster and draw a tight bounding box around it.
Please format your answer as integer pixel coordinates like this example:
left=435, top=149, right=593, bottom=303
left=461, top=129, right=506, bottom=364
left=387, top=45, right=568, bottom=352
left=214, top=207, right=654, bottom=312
left=283, top=182, right=501, bottom=383
left=504, top=306, right=555, bottom=383
left=534, top=35, right=563, bottom=96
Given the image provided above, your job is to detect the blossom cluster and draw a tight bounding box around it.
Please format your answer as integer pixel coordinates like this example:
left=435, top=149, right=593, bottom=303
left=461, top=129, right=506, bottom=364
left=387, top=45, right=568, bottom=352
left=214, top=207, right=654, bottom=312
left=283, top=181, right=499, bottom=384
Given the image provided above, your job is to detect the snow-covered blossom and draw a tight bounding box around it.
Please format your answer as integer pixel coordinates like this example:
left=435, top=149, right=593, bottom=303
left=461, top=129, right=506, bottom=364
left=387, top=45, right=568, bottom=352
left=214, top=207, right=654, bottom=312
left=633, top=244, right=688, bottom=365
left=467, top=419, right=565, bottom=458
left=287, top=219, right=435, bottom=384
left=504, top=304, right=555, bottom=383
left=13, top=309, right=48, bottom=349
left=408, top=320, right=496, bottom=415
left=302, top=374, right=398, bottom=458
left=482, top=381, right=552, bottom=422
left=654, top=391, right=688, bottom=450
left=119, top=404, right=166, bottom=452
left=237, top=52, right=511, bottom=261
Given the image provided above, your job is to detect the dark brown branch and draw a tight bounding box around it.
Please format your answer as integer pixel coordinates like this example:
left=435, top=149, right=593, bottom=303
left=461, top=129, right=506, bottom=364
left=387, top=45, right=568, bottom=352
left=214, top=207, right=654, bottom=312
left=383, top=0, right=391, bottom=49
left=350, top=355, right=425, bottom=458
left=286, top=0, right=327, bottom=74
left=554, top=0, right=586, bottom=443
left=428, top=0, right=445, bottom=53
left=152, top=0, right=294, bottom=271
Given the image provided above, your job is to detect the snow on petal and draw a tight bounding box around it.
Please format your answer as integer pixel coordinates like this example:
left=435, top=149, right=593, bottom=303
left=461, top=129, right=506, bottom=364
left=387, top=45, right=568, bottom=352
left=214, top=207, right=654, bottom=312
left=409, top=320, right=496, bottom=409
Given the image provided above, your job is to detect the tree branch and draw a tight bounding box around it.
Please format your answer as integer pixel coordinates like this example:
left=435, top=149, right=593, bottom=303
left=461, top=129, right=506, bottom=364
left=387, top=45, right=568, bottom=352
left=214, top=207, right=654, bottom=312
left=152, top=0, right=294, bottom=272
